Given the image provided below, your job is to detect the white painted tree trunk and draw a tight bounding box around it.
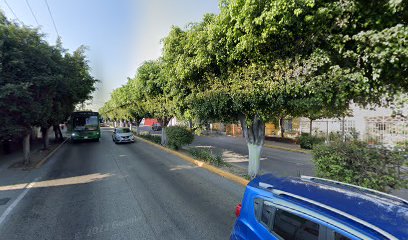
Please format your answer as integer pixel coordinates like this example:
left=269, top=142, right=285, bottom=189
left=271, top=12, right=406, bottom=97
left=240, top=114, right=265, bottom=179
left=161, top=127, right=168, bottom=146
left=248, top=143, right=262, bottom=178
left=23, top=133, right=30, bottom=165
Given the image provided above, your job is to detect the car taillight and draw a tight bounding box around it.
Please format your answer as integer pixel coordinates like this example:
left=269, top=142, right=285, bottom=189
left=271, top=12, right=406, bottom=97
left=235, top=203, right=242, bottom=217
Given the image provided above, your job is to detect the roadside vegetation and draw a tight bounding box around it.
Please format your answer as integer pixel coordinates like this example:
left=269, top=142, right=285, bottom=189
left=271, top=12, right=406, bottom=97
left=0, top=13, right=97, bottom=164
left=313, top=139, right=408, bottom=192
left=188, top=147, right=225, bottom=167
left=299, top=133, right=325, bottom=150
left=137, top=134, right=162, bottom=145
left=166, top=126, right=194, bottom=150
left=100, top=0, right=407, bottom=190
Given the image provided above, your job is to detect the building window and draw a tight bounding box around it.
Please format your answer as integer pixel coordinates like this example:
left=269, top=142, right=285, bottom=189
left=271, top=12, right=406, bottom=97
left=376, top=123, right=386, bottom=131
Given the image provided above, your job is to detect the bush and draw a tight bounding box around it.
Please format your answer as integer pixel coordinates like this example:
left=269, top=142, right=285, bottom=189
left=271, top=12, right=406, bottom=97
left=188, top=148, right=224, bottom=166
left=166, top=126, right=194, bottom=150
left=299, top=133, right=324, bottom=149
left=312, top=140, right=408, bottom=192
left=139, top=134, right=161, bottom=144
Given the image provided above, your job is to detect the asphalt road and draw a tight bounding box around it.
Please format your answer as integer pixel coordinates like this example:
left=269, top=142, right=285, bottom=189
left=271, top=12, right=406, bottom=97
left=191, top=135, right=315, bottom=177
left=0, top=128, right=244, bottom=240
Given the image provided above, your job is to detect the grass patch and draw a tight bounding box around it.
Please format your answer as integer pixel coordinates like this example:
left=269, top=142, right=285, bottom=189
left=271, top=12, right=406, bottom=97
left=188, top=147, right=225, bottom=166
left=242, top=174, right=251, bottom=181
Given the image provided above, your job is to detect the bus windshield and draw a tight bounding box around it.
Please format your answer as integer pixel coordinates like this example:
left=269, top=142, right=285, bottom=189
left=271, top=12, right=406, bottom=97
left=73, top=114, right=99, bottom=131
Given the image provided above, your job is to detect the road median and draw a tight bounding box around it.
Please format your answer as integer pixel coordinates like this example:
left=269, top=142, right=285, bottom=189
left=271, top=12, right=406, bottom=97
left=263, top=143, right=310, bottom=154
left=134, top=135, right=250, bottom=187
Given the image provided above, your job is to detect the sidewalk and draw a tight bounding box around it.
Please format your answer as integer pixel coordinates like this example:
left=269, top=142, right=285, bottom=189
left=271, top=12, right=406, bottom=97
left=0, top=127, right=67, bottom=172
left=0, top=139, right=44, bottom=170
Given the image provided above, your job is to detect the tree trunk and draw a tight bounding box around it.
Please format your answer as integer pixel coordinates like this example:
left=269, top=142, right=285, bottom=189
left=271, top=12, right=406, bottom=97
left=309, top=119, right=313, bottom=136
left=53, top=124, right=63, bottom=142
left=239, top=114, right=265, bottom=179
left=159, top=117, right=171, bottom=146
left=161, top=127, right=168, bottom=146
left=41, top=127, right=50, bottom=149
left=53, top=125, right=58, bottom=140
left=247, top=143, right=262, bottom=178
left=58, top=126, right=63, bottom=140
left=279, top=117, right=285, bottom=138
left=23, top=133, right=30, bottom=165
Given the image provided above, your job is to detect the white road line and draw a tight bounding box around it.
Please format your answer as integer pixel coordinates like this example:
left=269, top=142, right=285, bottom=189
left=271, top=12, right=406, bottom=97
left=0, top=177, right=40, bottom=226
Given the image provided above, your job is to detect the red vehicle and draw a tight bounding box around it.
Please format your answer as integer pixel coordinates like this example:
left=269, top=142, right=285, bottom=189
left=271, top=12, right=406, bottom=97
left=140, top=118, right=159, bottom=127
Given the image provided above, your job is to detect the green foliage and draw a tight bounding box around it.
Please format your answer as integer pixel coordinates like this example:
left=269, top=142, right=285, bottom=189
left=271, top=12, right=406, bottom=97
left=299, top=133, right=324, bottom=149
left=100, top=60, right=174, bottom=129
left=100, top=0, right=407, bottom=177
left=312, top=140, right=408, bottom=192
left=166, top=126, right=194, bottom=150
left=138, top=134, right=161, bottom=145
left=0, top=13, right=96, bottom=141
left=161, top=0, right=407, bottom=127
left=188, top=147, right=224, bottom=166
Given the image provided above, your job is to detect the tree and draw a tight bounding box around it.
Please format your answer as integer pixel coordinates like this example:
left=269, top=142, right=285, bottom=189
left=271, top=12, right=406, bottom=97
left=130, top=60, right=174, bottom=145
left=162, top=0, right=408, bottom=178
left=162, top=2, right=339, bottom=177
left=0, top=13, right=96, bottom=163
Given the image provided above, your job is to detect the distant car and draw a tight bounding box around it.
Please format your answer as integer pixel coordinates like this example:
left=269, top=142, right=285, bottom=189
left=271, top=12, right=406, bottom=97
left=230, top=174, right=408, bottom=240
left=112, top=127, right=134, bottom=144
left=152, top=123, right=162, bottom=131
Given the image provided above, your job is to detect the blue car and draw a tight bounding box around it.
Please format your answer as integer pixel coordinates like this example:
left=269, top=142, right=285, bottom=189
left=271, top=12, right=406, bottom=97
left=231, top=174, right=408, bottom=240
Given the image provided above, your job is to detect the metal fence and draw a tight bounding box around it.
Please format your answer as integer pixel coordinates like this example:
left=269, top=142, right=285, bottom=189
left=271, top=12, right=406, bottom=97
left=365, top=116, right=408, bottom=146
left=300, top=119, right=355, bottom=137
left=300, top=116, right=408, bottom=146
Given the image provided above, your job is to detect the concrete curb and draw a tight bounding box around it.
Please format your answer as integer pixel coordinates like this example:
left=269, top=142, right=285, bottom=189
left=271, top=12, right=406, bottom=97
left=35, top=138, right=69, bottom=168
left=134, top=136, right=250, bottom=187
left=263, top=144, right=310, bottom=154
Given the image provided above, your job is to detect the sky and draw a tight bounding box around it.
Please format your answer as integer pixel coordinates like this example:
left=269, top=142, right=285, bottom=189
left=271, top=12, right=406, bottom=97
left=0, top=0, right=220, bottom=111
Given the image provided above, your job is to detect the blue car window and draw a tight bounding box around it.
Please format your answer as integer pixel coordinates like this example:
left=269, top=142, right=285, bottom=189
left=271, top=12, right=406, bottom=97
left=261, top=204, right=274, bottom=227
left=272, top=208, right=320, bottom=240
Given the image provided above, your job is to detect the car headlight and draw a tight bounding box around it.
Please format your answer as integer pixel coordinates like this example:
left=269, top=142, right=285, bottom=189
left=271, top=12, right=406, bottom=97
left=71, top=133, right=77, bottom=136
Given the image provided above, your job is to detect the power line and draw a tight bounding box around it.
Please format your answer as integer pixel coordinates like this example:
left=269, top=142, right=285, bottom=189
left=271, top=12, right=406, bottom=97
left=25, top=0, right=39, bottom=26
left=44, top=0, right=59, bottom=36
left=3, top=0, right=23, bottom=24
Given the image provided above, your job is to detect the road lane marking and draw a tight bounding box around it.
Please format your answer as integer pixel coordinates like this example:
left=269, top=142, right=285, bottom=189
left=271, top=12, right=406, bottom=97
left=0, top=177, right=40, bottom=226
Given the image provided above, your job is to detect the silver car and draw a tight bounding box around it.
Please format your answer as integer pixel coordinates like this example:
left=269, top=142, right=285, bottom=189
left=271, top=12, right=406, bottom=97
left=112, top=127, right=135, bottom=144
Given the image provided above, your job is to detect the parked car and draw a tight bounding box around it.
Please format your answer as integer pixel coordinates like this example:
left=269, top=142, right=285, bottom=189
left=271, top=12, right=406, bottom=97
left=230, top=174, right=408, bottom=240
left=112, top=127, right=135, bottom=144
left=152, top=123, right=162, bottom=131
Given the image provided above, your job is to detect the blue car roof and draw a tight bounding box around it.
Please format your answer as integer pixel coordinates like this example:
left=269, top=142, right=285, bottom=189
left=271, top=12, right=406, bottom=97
left=249, top=174, right=408, bottom=239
